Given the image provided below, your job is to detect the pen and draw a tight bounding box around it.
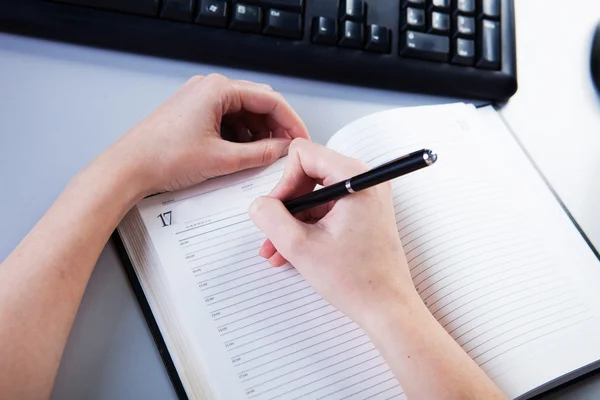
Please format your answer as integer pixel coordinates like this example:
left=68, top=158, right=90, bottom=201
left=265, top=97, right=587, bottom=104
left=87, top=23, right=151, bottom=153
left=283, top=149, right=438, bottom=214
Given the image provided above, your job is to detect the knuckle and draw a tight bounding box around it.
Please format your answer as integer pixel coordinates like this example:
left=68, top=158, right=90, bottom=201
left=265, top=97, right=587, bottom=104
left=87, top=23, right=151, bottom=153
left=186, top=75, right=205, bottom=86
left=287, top=229, right=308, bottom=251
left=203, top=73, right=229, bottom=88
left=272, top=91, right=286, bottom=103
left=346, top=158, right=369, bottom=175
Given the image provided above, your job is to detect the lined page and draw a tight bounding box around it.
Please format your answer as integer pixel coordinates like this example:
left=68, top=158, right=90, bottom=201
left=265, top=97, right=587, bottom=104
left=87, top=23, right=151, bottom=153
left=136, top=159, right=403, bottom=400
left=326, top=103, right=600, bottom=398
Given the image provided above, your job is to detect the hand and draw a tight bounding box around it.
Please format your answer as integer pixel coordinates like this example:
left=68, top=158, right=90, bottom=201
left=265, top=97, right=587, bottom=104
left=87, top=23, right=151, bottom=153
left=101, top=74, right=310, bottom=197
left=249, top=139, right=418, bottom=327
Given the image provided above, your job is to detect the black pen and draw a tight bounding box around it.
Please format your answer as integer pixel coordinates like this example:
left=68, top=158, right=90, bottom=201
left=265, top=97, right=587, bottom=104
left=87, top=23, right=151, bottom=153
left=283, top=149, right=438, bottom=214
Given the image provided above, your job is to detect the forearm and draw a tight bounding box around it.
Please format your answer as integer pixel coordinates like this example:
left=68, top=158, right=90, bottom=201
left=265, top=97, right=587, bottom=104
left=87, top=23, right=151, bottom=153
left=363, top=288, right=507, bottom=400
left=0, top=152, right=144, bottom=399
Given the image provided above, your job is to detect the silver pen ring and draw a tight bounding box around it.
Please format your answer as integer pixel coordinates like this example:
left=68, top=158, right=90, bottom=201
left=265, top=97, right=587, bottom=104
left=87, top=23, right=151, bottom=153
left=345, top=179, right=355, bottom=194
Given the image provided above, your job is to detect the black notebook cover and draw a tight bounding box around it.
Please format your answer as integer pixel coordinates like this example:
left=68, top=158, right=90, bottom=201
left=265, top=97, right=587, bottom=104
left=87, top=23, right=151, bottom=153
left=111, top=230, right=189, bottom=400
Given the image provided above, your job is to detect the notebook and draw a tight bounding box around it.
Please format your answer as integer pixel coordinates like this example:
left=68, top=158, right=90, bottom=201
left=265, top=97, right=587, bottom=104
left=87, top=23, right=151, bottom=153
left=114, top=103, right=600, bottom=400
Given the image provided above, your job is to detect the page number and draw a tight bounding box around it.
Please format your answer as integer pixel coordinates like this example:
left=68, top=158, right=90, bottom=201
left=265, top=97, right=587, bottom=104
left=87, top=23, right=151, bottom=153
left=157, top=211, right=172, bottom=227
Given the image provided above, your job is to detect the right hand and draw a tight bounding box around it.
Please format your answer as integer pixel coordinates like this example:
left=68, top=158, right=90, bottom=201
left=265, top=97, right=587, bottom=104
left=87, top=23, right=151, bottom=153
left=249, top=139, right=420, bottom=327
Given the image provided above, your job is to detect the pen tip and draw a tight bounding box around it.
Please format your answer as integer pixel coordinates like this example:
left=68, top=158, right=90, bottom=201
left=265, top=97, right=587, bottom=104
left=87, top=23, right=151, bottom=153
left=424, top=150, right=438, bottom=166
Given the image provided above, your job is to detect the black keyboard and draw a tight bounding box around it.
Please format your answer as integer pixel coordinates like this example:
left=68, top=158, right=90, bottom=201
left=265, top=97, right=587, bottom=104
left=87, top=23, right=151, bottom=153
left=0, top=0, right=517, bottom=101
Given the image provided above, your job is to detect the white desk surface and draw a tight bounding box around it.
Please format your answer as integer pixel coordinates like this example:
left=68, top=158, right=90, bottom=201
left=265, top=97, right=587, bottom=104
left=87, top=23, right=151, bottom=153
left=1, top=0, right=600, bottom=399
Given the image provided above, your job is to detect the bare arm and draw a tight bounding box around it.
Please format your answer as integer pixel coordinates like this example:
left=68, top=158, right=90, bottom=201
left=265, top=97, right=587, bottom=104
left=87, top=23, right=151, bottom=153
left=0, top=74, right=309, bottom=399
left=250, top=139, right=507, bottom=400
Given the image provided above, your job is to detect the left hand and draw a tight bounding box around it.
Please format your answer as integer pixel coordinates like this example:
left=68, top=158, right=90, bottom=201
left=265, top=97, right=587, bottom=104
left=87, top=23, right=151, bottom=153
left=100, top=74, right=310, bottom=197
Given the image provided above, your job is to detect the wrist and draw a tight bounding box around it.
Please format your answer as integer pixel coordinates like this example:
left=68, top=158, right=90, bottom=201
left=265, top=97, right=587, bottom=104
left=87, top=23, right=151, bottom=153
left=76, top=148, right=148, bottom=213
left=358, top=282, right=428, bottom=343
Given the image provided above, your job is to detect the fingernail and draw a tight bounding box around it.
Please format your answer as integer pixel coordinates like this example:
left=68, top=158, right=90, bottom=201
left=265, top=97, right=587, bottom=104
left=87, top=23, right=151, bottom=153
left=268, top=256, right=280, bottom=267
left=258, top=246, right=267, bottom=258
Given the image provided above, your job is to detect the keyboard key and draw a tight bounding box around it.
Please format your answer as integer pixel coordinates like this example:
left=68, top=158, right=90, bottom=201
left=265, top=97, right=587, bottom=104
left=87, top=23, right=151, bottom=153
left=196, top=0, right=228, bottom=27
left=431, top=0, right=450, bottom=9
left=482, top=0, right=501, bottom=19
left=402, top=7, right=425, bottom=31
left=430, top=12, right=449, bottom=33
left=264, top=9, right=302, bottom=39
left=53, top=0, right=159, bottom=16
left=340, top=0, right=366, bottom=22
left=339, top=20, right=364, bottom=49
left=457, top=0, right=475, bottom=14
left=261, top=0, right=303, bottom=12
left=400, top=30, right=449, bottom=62
left=161, top=0, right=193, bottom=21
left=477, top=20, right=501, bottom=69
left=404, top=0, right=426, bottom=7
left=365, top=25, right=391, bottom=53
left=230, top=3, right=262, bottom=32
left=456, top=15, right=475, bottom=36
left=311, top=17, right=337, bottom=45
left=451, top=38, right=474, bottom=65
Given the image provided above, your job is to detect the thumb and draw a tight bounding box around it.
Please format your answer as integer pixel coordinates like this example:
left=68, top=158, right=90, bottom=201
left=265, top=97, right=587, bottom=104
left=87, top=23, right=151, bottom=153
left=228, top=138, right=291, bottom=172
left=249, top=196, right=309, bottom=257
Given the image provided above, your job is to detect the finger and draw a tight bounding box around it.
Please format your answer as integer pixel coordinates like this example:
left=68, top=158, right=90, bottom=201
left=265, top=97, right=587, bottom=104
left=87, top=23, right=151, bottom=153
left=236, top=80, right=273, bottom=91
left=219, top=137, right=291, bottom=174
left=249, top=196, right=310, bottom=257
left=259, top=239, right=277, bottom=259
left=218, top=78, right=310, bottom=140
left=268, top=252, right=288, bottom=267
left=269, top=138, right=369, bottom=201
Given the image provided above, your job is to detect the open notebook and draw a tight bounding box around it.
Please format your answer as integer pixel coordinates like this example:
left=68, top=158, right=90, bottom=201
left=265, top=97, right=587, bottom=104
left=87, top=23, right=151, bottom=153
left=115, top=103, right=600, bottom=400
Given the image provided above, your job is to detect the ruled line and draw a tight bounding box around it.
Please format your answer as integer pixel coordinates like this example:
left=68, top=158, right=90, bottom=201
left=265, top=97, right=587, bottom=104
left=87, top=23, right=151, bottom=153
left=240, top=336, right=370, bottom=379
left=478, top=317, right=593, bottom=367
left=198, top=259, right=267, bottom=281
left=236, top=322, right=355, bottom=368
left=207, top=273, right=302, bottom=305
left=176, top=211, right=246, bottom=235
left=218, top=292, right=318, bottom=327
left=448, top=289, right=570, bottom=337
left=202, top=266, right=292, bottom=292
left=235, top=328, right=362, bottom=368
left=214, top=286, right=313, bottom=320
left=244, top=345, right=376, bottom=389
left=224, top=303, right=331, bottom=341
left=210, top=281, right=309, bottom=312
left=187, top=235, right=263, bottom=259
left=442, top=280, right=563, bottom=330
left=229, top=311, right=342, bottom=351
left=363, top=384, right=401, bottom=400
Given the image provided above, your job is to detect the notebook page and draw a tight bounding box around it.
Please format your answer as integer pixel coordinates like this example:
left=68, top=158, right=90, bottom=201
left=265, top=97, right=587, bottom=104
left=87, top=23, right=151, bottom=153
left=135, top=159, right=404, bottom=400
left=326, top=103, right=600, bottom=398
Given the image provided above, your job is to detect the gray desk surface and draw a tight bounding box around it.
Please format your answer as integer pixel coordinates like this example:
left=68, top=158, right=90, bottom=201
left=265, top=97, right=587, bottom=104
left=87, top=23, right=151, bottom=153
left=1, top=0, right=600, bottom=398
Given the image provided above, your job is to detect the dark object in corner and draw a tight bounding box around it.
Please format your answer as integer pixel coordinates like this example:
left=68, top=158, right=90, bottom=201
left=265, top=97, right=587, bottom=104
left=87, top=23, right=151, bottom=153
left=592, top=22, right=600, bottom=92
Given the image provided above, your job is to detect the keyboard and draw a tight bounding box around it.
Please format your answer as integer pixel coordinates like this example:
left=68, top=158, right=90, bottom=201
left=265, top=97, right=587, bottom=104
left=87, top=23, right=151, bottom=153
left=0, top=0, right=517, bottom=101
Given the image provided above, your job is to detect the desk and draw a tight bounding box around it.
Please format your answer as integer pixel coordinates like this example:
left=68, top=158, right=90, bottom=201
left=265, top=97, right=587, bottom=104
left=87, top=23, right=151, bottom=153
left=0, top=1, right=599, bottom=399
